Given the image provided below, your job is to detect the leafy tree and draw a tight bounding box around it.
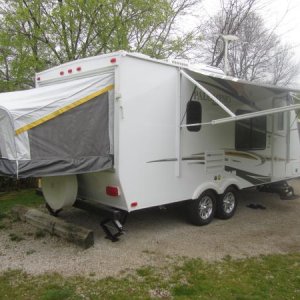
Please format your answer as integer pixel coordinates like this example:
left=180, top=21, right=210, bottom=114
left=0, top=0, right=200, bottom=91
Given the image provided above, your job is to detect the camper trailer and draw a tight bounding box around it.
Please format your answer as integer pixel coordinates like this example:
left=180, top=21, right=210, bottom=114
left=0, top=51, right=300, bottom=237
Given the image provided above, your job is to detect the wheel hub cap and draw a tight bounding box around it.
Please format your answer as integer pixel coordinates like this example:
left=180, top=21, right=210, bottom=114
left=223, top=192, right=235, bottom=214
left=198, top=196, right=213, bottom=220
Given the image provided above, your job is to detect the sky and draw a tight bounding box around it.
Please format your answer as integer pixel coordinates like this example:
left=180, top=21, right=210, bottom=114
left=191, top=0, right=300, bottom=86
left=199, top=0, right=300, bottom=60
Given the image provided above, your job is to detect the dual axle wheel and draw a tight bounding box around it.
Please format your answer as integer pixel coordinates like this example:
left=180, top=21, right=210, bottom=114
left=187, top=187, right=238, bottom=226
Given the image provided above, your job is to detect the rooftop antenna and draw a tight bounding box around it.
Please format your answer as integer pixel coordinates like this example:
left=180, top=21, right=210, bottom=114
left=220, top=34, right=239, bottom=76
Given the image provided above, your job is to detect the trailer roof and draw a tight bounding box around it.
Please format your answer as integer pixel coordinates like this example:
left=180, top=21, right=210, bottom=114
left=36, top=51, right=300, bottom=93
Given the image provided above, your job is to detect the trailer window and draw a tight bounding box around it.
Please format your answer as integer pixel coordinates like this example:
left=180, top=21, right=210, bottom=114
left=235, top=110, right=266, bottom=150
left=186, top=101, right=202, bottom=132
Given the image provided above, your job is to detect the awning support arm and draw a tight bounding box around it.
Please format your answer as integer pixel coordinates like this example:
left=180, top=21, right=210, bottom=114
left=212, top=103, right=300, bottom=125
left=180, top=70, right=236, bottom=117
left=181, top=102, right=300, bottom=128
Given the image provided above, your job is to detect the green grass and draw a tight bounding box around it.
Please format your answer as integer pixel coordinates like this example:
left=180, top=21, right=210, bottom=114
left=0, top=189, right=43, bottom=240
left=0, top=253, right=299, bottom=299
left=0, top=189, right=43, bottom=213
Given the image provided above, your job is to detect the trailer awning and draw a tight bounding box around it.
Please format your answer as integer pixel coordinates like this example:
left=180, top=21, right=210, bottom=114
left=180, top=69, right=300, bottom=127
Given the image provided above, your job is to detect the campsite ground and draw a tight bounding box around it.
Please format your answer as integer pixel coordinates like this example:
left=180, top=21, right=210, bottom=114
left=0, top=180, right=299, bottom=278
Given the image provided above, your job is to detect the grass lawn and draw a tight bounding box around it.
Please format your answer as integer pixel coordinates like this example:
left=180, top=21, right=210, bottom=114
left=0, top=190, right=299, bottom=299
left=0, top=253, right=298, bottom=299
left=0, top=189, right=43, bottom=214
left=0, top=189, right=43, bottom=229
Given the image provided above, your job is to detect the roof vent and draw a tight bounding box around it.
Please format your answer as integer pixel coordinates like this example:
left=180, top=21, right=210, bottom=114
left=189, top=63, right=225, bottom=75
left=167, top=59, right=189, bottom=68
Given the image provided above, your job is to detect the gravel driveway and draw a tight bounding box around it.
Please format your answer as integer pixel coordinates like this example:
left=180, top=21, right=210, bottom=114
left=0, top=180, right=299, bottom=278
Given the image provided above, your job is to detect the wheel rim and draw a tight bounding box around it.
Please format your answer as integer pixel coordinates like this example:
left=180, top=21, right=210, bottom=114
left=198, top=196, right=213, bottom=220
left=223, top=192, right=235, bottom=214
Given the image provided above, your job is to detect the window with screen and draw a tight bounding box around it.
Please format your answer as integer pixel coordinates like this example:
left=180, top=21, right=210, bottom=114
left=235, top=110, right=266, bottom=150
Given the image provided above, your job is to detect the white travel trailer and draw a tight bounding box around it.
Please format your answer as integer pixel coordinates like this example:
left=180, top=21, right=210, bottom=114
left=0, top=51, right=300, bottom=238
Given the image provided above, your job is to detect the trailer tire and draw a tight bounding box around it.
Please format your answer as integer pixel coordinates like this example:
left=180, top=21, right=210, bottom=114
left=216, top=187, right=237, bottom=219
left=187, top=190, right=216, bottom=226
left=280, top=186, right=294, bottom=199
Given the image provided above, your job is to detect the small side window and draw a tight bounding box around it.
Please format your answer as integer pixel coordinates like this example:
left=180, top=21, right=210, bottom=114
left=186, top=101, right=202, bottom=132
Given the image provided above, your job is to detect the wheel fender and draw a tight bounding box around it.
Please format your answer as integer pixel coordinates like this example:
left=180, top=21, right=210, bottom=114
left=218, top=178, right=241, bottom=194
left=191, top=182, right=220, bottom=200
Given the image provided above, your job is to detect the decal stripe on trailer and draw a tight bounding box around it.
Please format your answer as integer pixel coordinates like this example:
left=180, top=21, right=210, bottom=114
left=225, top=166, right=271, bottom=185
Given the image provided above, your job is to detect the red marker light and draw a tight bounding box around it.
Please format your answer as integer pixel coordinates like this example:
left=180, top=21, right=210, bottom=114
left=37, top=77, right=41, bottom=81
left=106, top=186, right=120, bottom=197
left=76, top=66, right=82, bottom=72
left=68, top=69, right=72, bottom=74
left=131, top=202, right=138, bottom=208
left=110, top=57, right=117, bottom=63
left=60, top=71, right=64, bottom=76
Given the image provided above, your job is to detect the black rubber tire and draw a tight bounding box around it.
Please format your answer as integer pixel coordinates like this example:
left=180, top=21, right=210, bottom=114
left=216, top=187, right=237, bottom=220
left=280, top=186, right=294, bottom=199
left=187, top=190, right=216, bottom=226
